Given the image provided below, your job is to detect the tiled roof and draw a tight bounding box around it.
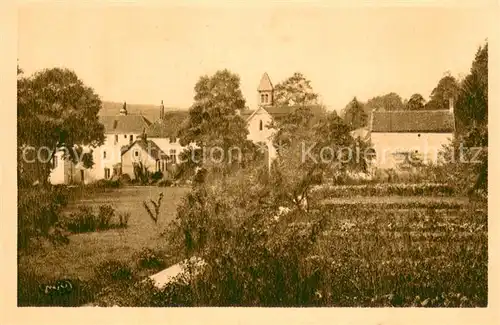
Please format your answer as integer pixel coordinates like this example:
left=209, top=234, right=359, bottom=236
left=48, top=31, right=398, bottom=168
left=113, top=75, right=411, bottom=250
left=99, top=115, right=152, bottom=134
left=257, top=73, right=273, bottom=91
left=122, top=139, right=167, bottom=160
left=371, top=110, right=454, bottom=133
left=146, top=111, right=189, bottom=138
left=263, top=104, right=324, bottom=119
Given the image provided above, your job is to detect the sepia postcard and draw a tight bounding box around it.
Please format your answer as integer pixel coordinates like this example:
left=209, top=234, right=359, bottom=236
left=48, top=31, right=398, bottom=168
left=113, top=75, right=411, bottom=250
left=2, top=0, right=499, bottom=324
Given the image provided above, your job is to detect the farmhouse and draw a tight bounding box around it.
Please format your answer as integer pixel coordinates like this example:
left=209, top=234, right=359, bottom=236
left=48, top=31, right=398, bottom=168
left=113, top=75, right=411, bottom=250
left=121, top=138, right=169, bottom=179
left=369, top=101, right=455, bottom=169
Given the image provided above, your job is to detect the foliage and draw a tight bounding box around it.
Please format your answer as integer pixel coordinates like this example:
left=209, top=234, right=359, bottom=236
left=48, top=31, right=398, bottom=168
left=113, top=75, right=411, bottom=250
left=406, top=93, right=426, bottom=110
left=143, top=193, right=164, bottom=225
left=133, top=161, right=150, bottom=184
left=18, top=185, right=70, bottom=249
left=18, top=270, right=96, bottom=306
left=365, top=92, right=405, bottom=112
left=425, top=73, right=460, bottom=110
left=341, top=97, right=368, bottom=129
left=273, top=72, right=319, bottom=106
left=178, top=69, right=258, bottom=175
left=151, top=171, right=164, bottom=182
left=94, top=260, right=134, bottom=285
left=17, top=67, right=105, bottom=185
left=134, top=248, right=167, bottom=270
left=438, top=42, right=488, bottom=196
left=64, top=204, right=128, bottom=233
left=312, top=183, right=456, bottom=198
left=136, top=170, right=486, bottom=307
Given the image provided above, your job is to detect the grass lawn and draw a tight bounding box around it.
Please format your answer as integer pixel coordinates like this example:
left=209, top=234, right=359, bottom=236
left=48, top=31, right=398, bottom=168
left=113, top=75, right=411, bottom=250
left=18, top=186, right=190, bottom=282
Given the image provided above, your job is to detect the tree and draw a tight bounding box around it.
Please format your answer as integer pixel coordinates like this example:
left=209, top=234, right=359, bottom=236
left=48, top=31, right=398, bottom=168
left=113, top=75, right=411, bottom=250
left=406, top=93, right=426, bottom=110
left=425, top=73, right=460, bottom=110
left=365, top=92, right=405, bottom=112
left=17, top=67, right=105, bottom=185
left=455, top=43, right=488, bottom=132
left=341, top=97, right=367, bottom=130
left=273, top=72, right=319, bottom=106
left=178, top=69, right=257, bottom=175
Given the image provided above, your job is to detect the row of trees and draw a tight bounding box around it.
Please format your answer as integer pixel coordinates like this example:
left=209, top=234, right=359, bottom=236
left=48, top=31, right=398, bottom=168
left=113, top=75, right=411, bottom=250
left=342, top=72, right=463, bottom=130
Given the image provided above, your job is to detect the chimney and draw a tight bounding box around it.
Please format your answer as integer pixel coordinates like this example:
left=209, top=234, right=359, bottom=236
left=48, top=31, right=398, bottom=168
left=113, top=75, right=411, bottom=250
left=449, top=97, right=454, bottom=114
left=119, top=101, right=128, bottom=116
left=160, top=100, right=165, bottom=120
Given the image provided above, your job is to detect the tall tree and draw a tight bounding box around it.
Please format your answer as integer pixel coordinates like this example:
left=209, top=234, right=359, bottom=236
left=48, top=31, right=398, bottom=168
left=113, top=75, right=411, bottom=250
left=342, top=97, right=367, bottom=130
left=365, top=92, right=405, bottom=112
left=425, top=73, right=460, bottom=110
left=179, top=69, right=257, bottom=174
left=455, top=43, right=488, bottom=132
left=406, top=93, right=426, bottom=110
left=17, top=67, right=105, bottom=185
left=273, top=72, right=319, bottom=106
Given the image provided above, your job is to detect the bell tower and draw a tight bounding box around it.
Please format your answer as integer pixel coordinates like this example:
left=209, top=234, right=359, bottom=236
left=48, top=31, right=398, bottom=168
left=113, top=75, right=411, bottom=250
left=258, top=72, right=274, bottom=106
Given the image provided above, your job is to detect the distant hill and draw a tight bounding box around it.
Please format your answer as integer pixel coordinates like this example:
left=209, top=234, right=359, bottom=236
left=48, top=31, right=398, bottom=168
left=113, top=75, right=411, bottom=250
left=100, top=101, right=189, bottom=123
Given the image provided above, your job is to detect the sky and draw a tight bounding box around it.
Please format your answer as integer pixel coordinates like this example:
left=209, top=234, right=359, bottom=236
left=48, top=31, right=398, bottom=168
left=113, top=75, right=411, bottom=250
left=18, top=4, right=492, bottom=111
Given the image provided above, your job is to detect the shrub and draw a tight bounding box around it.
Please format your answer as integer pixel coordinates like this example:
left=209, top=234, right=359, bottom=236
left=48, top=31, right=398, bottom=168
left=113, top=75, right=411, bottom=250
left=151, top=171, right=163, bottom=182
left=117, top=211, right=131, bottom=227
left=119, top=173, right=132, bottom=184
left=64, top=205, right=127, bottom=233
left=157, top=179, right=173, bottom=187
left=134, top=248, right=167, bottom=270
left=94, top=260, right=134, bottom=285
left=92, top=179, right=122, bottom=189
left=18, top=186, right=70, bottom=249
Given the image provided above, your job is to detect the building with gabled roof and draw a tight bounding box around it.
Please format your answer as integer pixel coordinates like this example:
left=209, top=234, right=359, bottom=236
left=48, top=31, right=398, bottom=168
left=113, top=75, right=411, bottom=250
left=369, top=101, right=455, bottom=169
left=121, top=137, right=170, bottom=179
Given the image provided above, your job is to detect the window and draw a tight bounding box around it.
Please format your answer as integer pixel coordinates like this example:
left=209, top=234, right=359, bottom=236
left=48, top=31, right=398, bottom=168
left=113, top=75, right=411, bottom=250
left=104, top=168, right=111, bottom=179
left=259, top=120, right=263, bottom=131
left=103, top=151, right=107, bottom=159
left=52, top=155, right=58, bottom=169
left=261, top=94, right=265, bottom=103
left=115, top=134, right=118, bottom=144
left=265, top=94, right=269, bottom=103
left=169, top=149, right=177, bottom=164
left=418, top=134, right=421, bottom=138
left=134, top=151, right=139, bottom=157
left=124, top=134, right=127, bottom=138
left=130, top=135, right=134, bottom=143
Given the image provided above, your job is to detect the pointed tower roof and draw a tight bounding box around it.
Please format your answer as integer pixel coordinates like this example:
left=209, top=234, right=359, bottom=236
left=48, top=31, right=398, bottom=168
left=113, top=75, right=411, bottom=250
left=257, top=72, right=273, bottom=91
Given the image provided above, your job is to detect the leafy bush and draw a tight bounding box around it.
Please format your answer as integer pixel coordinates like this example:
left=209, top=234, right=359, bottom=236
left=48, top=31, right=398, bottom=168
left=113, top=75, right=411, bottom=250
left=119, top=173, right=132, bottom=184
left=94, top=260, right=134, bottom=285
left=92, top=179, right=122, bottom=189
left=117, top=211, right=131, bottom=227
left=134, top=248, right=167, bottom=270
left=64, top=205, right=127, bottom=233
left=151, top=171, right=163, bottom=182
left=18, top=186, right=71, bottom=249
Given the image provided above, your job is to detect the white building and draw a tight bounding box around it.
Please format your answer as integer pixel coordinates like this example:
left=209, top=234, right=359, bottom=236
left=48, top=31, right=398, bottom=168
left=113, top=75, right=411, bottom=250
left=49, top=102, right=152, bottom=184
left=369, top=101, right=455, bottom=169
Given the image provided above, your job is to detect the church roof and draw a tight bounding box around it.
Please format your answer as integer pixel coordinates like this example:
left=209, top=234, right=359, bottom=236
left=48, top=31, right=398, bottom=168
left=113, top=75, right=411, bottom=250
left=263, top=104, right=324, bottom=119
left=257, top=73, right=273, bottom=91
left=371, top=110, right=454, bottom=133
left=99, top=115, right=152, bottom=134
